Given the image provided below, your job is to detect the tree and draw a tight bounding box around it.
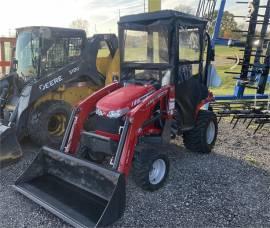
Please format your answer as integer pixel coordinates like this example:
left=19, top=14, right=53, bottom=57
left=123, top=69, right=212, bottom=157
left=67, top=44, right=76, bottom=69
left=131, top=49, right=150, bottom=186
left=174, top=4, right=193, bottom=14
left=210, top=11, right=241, bottom=39
left=70, top=19, right=90, bottom=35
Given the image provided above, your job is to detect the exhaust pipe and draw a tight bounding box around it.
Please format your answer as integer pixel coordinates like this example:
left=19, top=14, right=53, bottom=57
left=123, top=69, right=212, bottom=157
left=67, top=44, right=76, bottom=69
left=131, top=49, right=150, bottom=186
left=0, top=125, right=22, bottom=167
left=14, top=147, right=125, bottom=227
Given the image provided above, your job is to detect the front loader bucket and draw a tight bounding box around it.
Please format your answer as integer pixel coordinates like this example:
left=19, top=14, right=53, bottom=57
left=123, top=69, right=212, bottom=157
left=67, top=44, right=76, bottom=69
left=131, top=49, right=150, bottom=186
left=0, top=124, right=22, bottom=167
left=14, top=147, right=125, bottom=227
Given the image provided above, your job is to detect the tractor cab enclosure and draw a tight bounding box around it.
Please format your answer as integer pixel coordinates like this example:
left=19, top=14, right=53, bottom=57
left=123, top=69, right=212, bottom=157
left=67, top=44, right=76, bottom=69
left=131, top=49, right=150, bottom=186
left=119, top=10, right=209, bottom=129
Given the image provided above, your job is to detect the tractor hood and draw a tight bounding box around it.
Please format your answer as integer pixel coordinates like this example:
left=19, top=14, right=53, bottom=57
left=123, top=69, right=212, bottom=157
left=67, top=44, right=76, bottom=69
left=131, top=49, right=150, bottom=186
left=96, top=84, right=155, bottom=117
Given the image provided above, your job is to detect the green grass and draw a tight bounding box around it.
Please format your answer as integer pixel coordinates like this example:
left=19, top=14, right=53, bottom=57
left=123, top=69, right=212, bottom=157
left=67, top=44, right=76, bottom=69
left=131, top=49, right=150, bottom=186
left=211, top=45, right=257, bottom=95
left=215, top=45, right=241, bottom=56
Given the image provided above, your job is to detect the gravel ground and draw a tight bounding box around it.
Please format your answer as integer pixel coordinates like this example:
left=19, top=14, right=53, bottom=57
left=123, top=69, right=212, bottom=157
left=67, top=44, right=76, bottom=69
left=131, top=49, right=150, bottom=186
left=1, top=120, right=270, bottom=227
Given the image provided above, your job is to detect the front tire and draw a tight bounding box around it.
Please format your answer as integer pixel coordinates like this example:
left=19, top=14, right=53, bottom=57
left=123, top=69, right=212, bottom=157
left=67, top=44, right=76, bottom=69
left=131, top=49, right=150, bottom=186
left=28, top=100, right=72, bottom=148
left=133, top=148, right=169, bottom=191
left=183, top=110, right=218, bottom=153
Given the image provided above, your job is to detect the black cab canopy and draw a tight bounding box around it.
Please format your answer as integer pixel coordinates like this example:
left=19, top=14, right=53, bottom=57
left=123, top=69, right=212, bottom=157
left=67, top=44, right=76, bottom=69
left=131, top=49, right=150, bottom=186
left=118, top=10, right=208, bottom=70
left=119, top=10, right=208, bottom=27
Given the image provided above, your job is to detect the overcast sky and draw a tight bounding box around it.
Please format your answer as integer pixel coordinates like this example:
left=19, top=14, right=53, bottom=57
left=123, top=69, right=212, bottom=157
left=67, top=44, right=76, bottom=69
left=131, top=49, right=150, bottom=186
left=0, top=0, right=263, bottom=36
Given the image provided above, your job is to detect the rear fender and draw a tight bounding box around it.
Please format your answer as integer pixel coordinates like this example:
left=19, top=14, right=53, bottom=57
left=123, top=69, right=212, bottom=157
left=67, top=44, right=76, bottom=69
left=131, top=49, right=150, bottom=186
left=195, top=91, right=214, bottom=118
left=118, top=86, right=170, bottom=176
left=66, top=82, right=121, bottom=154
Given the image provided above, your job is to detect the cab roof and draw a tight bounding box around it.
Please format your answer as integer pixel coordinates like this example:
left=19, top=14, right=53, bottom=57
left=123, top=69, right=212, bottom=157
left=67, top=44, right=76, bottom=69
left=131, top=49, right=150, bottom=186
left=119, top=10, right=208, bottom=26
left=16, top=26, right=86, bottom=37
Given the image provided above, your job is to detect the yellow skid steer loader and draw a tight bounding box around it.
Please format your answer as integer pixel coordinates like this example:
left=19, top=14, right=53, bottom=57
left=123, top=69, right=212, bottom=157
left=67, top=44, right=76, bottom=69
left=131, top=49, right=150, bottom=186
left=0, top=26, right=119, bottom=166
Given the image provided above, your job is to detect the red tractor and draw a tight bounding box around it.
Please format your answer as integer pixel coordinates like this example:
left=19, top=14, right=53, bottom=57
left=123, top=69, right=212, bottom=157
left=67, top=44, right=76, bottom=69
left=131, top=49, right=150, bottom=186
left=14, top=10, right=218, bottom=227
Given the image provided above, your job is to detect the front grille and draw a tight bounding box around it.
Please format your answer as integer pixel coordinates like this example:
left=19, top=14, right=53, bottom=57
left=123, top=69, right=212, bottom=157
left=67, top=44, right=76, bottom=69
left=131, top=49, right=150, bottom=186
left=87, top=115, right=124, bottom=134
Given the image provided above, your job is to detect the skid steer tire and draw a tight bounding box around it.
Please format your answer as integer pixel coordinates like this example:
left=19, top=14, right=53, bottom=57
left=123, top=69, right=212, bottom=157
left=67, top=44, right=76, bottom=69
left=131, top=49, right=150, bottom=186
left=28, top=100, right=72, bottom=148
left=133, top=148, right=169, bottom=191
left=183, top=110, right=218, bottom=154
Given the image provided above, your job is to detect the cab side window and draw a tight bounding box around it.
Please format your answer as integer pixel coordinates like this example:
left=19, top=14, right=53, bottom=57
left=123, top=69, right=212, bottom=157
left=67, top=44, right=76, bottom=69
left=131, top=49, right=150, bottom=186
left=44, top=36, right=82, bottom=73
left=97, top=41, right=111, bottom=58
left=68, top=37, right=82, bottom=58
left=178, top=27, right=201, bottom=82
left=96, top=41, right=112, bottom=76
left=179, top=28, right=200, bottom=62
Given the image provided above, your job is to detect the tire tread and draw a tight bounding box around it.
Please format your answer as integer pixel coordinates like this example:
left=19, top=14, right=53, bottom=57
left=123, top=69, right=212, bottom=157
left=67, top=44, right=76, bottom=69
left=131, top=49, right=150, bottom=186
left=132, top=148, right=169, bottom=191
left=183, top=110, right=217, bottom=153
left=28, top=100, right=71, bottom=148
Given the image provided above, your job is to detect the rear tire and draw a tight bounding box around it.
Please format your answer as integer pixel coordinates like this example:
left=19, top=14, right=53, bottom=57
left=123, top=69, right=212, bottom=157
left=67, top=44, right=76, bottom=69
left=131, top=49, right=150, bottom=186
left=133, top=148, right=169, bottom=191
left=28, top=100, right=72, bottom=148
left=183, top=110, right=218, bottom=153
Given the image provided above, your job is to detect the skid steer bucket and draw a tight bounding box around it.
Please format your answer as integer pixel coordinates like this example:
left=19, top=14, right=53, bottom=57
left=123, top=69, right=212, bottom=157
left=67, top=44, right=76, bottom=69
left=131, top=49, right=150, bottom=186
left=14, top=147, right=125, bottom=227
left=0, top=125, right=22, bottom=167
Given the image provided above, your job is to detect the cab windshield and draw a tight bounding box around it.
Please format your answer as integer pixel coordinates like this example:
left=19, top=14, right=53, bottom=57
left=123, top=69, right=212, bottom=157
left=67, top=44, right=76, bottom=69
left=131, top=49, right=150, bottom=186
left=123, top=28, right=169, bottom=64
left=15, top=31, right=40, bottom=78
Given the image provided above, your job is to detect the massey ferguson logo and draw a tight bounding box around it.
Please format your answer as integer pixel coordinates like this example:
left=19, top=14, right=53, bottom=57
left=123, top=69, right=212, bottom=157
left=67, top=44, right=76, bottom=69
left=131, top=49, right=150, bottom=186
left=39, top=75, right=63, bottom=91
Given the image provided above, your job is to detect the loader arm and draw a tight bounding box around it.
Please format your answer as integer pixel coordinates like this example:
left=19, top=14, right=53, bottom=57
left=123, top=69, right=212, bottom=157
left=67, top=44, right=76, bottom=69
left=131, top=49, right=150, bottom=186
left=64, top=82, right=121, bottom=154
left=118, top=86, right=171, bottom=176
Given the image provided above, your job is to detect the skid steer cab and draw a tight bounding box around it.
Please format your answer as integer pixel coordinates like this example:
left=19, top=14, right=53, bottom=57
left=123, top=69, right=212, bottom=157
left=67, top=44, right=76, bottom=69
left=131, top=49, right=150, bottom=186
left=0, top=26, right=119, bottom=165
left=15, top=11, right=218, bottom=227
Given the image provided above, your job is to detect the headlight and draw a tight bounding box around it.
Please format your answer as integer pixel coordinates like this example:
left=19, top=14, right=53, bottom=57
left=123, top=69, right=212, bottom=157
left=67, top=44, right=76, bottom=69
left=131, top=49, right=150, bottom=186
left=107, top=108, right=129, bottom=118
left=96, top=108, right=104, bottom=116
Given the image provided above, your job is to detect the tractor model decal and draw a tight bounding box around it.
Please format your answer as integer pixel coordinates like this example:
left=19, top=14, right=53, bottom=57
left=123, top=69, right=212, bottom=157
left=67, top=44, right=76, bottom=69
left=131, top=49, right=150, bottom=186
left=69, top=67, right=80, bottom=75
left=131, top=90, right=155, bottom=107
left=39, top=75, right=63, bottom=91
